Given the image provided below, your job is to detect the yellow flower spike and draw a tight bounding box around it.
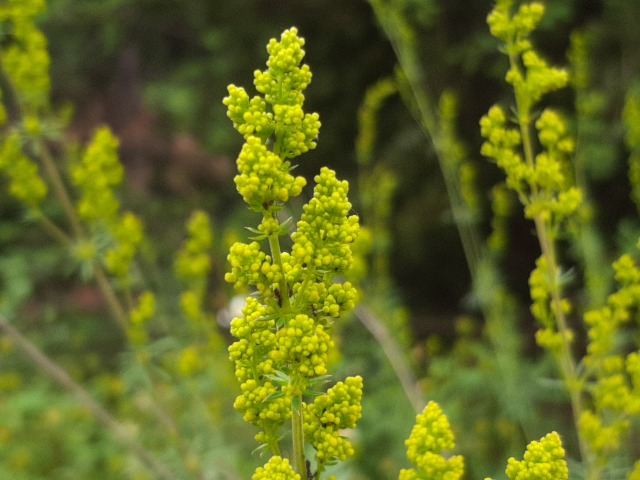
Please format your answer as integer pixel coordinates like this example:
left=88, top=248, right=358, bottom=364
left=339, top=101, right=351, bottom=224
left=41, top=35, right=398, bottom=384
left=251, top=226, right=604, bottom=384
left=505, top=432, right=568, bottom=480
left=104, top=212, right=144, bottom=281
left=0, top=131, right=47, bottom=208
left=127, top=291, right=155, bottom=345
left=72, top=127, right=124, bottom=224
left=252, top=456, right=301, bottom=480
left=224, top=29, right=364, bottom=477
left=399, top=401, right=464, bottom=480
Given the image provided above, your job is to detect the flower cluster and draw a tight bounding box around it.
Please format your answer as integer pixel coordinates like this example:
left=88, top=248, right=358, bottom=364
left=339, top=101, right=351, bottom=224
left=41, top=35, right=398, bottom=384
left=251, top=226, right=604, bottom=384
left=223, top=26, right=319, bottom=212
left=233, top=136, right=307, bottom=211
left=71, top=127, right=145, bottom=285
left=252, top=456, right=300, bottom=480
left=399, top=402, right=464, bottom=480
left=71, top=127, right=124, bottom=225
left=104, top=212, right=144, bottom=281
left=504, top=432, right=568, bottom=480
left=175, top=210, right=213, bottom=285
left=480, top=106, right=580, bottom=227
left=175, top=210, right=214, bottom=326
left=304, top=376, right=363, bottom=467
left=481, top=0, right=579, bottom=231
left=292, top=168, right=359, bottom=275
left=224, top=27, right=362, bottom=477
left=0, top=0, right=50, bottom=115
left=0, top=131, right=48, bottom=208
left=579, top=247, right=640, bottom=462
left=355, top=77, right=396, bottom=165
left=128, top=291, right=156, bottom=345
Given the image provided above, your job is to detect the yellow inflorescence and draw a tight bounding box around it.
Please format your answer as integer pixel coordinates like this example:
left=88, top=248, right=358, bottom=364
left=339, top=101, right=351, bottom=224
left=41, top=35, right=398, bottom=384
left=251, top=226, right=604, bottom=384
left=252, top=456, right=301, bottom=480
left=304, top=376, right=363, bottom=463
left=504, top=432, right=568, bottom=480
left=223, top=28, right=362, bottom=469
left=0, top=132, right=47, bottom=208
left=399, top=401, right=464, bottom=480
left=72, top=127, right=124, bottom=225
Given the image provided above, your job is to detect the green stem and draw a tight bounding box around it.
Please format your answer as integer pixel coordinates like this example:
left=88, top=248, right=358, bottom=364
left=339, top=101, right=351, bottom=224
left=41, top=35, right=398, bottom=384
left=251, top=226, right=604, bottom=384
left=38, top=213, right=73, bottom=246
left=37, top=140, right=84, bottom=239
left=291, top=394, right=306, bottom=476
left=355, top=304, right=423, bottom=412
left=94, top=265, right=128, bottom=331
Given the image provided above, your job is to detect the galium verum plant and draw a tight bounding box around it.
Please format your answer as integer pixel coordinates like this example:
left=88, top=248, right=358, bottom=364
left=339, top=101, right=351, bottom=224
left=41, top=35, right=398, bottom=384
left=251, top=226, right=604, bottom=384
left=223, top=27, right=363, bottom=479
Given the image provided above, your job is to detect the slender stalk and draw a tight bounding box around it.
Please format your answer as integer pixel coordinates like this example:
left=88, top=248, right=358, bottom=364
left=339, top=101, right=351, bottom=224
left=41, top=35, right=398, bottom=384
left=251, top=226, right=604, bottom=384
left=0, top=316, right=175, bottom=480
left=291, top=394, right=306, bottom=476
left=355, top=304, right=423, bottom=412
left=93, top=266, right=128, bottom=331
left=37, top=140, right=84, bottom=239
left=38, top=214, right=73, bottom=246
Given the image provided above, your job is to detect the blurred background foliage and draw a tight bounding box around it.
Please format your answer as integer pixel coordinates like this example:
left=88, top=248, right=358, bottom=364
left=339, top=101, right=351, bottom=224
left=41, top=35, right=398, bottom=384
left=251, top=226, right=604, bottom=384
left=2, top=0, right=640, bottom=479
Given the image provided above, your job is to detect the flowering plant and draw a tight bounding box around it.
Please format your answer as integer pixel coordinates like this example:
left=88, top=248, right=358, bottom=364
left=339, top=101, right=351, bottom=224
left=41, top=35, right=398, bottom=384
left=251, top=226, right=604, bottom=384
left=223, top=27, right=363, bottom=479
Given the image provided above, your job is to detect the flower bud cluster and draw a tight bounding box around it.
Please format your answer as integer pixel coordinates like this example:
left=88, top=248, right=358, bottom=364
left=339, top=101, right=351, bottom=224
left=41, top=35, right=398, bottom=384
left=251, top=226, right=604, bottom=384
left=399, top=401, right=464, bottom=480
left=71, top=127, right=124, bottom=225
left=234, top=136, right=307, bottom=211
left=175, top=210, right=213, bottom=284
left=175, top=210, right=214, bottom=327
left=223, top=27, right=319, bottom=213
left=480, top=106, right=580, bottom=226
left=579, top=248, right=640, bottom=461
left=504, top=432, right=568, bottom=480
left=275, top=313, right=333, bottom=378
left=529, top=256, right=572, bottom=353
left=487, top=0, right=544, bottom=55
left=104, top=212, right=144, bottom=281
left=252, top=456, right=300, bottom=480
left=0, top=131, right=47, bottom=208
left=225, top=241, right=273, bottom=293
left=303, top=376, right=363, bottom=466
left=292, top=167, right=359, bottom=274
left=0, top=0, right=50, bottom=114
left=128, top=291, right=155, bottom=345
left=481, top=1, right=578, bottom=231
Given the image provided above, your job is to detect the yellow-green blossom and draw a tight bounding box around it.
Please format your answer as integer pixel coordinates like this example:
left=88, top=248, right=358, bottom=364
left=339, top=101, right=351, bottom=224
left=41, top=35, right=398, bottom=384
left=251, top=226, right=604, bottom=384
left=224, top=28, right=362, bottom=472
left=291, top=167, right=359, bottom=274
left=175, top=210, right=213, bottom=284
left=0, top=131, right=47, bottom=208
left=71, top=127, right=124, bottom=224
left=399, top=401, right=464, bottom=480
left=304, top=376, right=363, bottom=467
left=128, top=291, right=155, bottom=345
left=505, top=432, right=568, bottom=480
left=0, top=0, right=50, bottom=114
left=104, top=212, right=144, bottom=280
left=252, top=456, right=300, bottom=480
